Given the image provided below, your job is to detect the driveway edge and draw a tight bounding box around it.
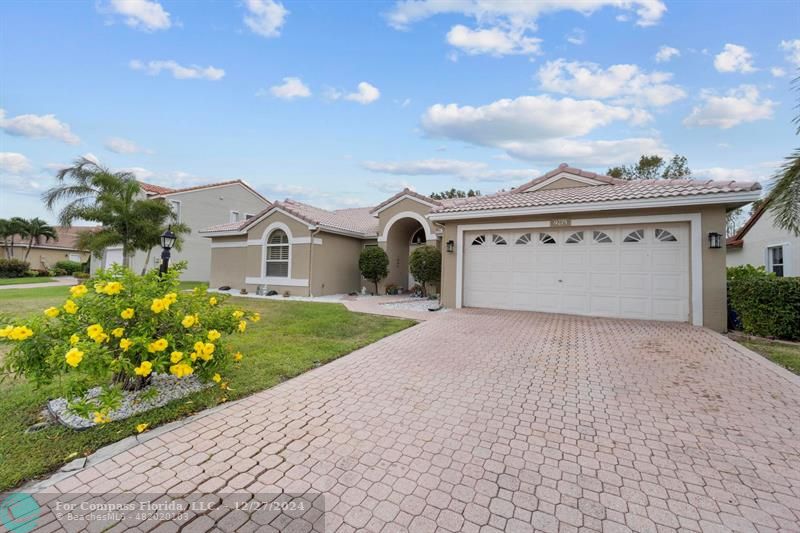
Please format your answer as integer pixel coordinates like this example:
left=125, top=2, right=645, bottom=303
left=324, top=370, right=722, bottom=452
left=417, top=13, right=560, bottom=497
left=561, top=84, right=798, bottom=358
left=713, top=330, right=800, bottom=389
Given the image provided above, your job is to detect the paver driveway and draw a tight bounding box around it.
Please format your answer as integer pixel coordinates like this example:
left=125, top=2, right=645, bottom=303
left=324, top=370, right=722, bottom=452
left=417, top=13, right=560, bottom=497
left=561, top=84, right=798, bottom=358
left=30, top=310, right=800, bottom=532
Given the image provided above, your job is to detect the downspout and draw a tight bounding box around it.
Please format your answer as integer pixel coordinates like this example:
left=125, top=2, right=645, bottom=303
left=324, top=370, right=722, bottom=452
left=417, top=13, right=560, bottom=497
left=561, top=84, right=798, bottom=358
left=308, top=227, right=321, bottom=297
left=433, top=221, right=446, bottom=308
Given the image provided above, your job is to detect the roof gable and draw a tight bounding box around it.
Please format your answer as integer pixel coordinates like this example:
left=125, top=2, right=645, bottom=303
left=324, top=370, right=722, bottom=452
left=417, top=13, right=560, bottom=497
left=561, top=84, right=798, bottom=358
left=370, top=188, right=441, bottom=215
left=515, top=164, right=623, bottom=193
left=727, top=200, right=769, bottom=248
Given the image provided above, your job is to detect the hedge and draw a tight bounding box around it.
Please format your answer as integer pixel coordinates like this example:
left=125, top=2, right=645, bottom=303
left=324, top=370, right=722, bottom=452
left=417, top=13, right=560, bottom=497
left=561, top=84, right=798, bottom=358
left=54, top=260, right=84, bottom=274
left=728, top=274, right=800, bottom=340
left=0, top=259, right=30, bottom=278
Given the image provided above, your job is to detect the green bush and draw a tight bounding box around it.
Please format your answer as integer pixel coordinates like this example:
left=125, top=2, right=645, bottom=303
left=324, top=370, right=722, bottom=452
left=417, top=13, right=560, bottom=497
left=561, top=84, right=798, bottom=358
left=73, top=271, right=90, bottom=279
left=728, top=274, right=800, bottom=340
left=54, top=260, right=83, bottom=274
left=359, top=246, right=389, bottom=295
left=409, top=245, right=441, bottom=296
left=0, top=259, right=30, bottom=278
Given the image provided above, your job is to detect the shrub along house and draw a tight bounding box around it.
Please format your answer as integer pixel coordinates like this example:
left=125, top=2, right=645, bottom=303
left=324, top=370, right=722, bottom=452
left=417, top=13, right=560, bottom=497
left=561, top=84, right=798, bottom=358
left=203, top=164, right=761, bottom=332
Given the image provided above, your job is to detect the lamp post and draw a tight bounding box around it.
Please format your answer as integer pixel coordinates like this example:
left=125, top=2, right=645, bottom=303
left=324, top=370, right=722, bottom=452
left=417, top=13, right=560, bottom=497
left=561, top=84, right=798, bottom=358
left=159, top=226, right=176, bottom=276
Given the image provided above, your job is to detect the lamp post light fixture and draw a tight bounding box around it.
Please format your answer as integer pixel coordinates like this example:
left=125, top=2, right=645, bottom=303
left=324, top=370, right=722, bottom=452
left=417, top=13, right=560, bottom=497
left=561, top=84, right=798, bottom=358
left=446, top=240, right=455, bottom=253
left=708, top=232, right=722, bottom=249
left=159, top=226, right=177, bottom=276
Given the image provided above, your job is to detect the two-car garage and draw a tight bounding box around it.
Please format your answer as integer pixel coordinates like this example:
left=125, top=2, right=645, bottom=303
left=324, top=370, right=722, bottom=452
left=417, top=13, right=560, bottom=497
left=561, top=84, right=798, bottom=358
left=462, top=223, right=690, bottom=322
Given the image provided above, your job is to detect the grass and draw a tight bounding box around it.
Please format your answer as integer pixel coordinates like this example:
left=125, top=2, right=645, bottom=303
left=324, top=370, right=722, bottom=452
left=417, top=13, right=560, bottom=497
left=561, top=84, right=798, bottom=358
left=738, top=338, right=800, bottom=375
left=0, top=295, right=414, bottom=491
left=0, top=277, right=55, bottom=286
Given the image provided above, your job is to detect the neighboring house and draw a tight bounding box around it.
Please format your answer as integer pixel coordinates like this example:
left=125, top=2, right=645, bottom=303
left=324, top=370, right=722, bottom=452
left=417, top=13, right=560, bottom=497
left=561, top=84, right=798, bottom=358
left=6, top=226, right=93, bottom=269
left=94, top=180, right=270, bottom=281
left=203, top=164, right=760, bottom=332
left=727, top=201, right=798, bottom=277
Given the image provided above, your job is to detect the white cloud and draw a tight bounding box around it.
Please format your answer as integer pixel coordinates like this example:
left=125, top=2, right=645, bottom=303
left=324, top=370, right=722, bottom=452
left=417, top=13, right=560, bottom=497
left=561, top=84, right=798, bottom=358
left=714, top=43, right=756, bottom=73
left=0, top=152, right=33, bottom=174
left=694, top=161, right=781, bottom=183
left=654, top=45, right=679, bottom=63
left=446, top=25, right=541, bottom=56
left=422, top=95, right=650, bottom=148
left=105, top=137, right=150, bottom=154
left=565, top=28, right=586, bottom=45
left=367, top=179, right=416, bottom=194
left=363, top=159, right=537, bottom=183
left=82, top=153, right=102, bottom=165
left=129, top=59, right=225, bottom=80
left=780, top=39, right=800, bottom=67
left=345, top=82, right=381, bottom=104
left=0, top=108, right=80, bottom=144
left=386, top=0, right=666, bottom=30
left=120, top=166, right=155, bottom=180
left=537, top=59, right=686, bottom=107
left=501, top=137, right=669, bottom=166
left=683, top=85, right=776, bottom=129
left=106, top=0, right=171, bottom=31
left=771, top=67, right=787, bottom=78
left=267, top=77, right=311, bottom=100
left=243, top=0, right=289, bottom=38
left=261, top=183, right=366, bottom=209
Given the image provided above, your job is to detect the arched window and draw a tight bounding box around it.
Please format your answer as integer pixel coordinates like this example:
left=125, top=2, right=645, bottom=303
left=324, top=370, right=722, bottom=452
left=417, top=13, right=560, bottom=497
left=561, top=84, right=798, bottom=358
left=655, top=228, right=677, bottom=242
left=266, top=229, right=289, bottom=277
left=593, top=231, right=613, bottom=244
left=539, top=233, right=556, bottom=245
left=492, top=234, right=507, bottom=245
left=411, top=227, right=427, bottom=245
left=515, top=233, right=532, bottom=245
left=624, top=229, right=645, bottom=243
left=565, top=231, right=584, bottom=244
left=471, top=235, right=487, bottom=246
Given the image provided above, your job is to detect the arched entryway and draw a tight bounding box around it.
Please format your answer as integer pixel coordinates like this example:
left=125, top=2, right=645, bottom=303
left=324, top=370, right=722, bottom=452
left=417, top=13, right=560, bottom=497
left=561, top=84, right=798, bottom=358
left=381, top=214, right=438, bottom=292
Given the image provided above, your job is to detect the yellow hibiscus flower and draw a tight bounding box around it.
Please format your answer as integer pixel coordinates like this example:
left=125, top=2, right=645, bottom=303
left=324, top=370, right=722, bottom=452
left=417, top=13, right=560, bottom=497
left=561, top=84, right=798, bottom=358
left=190, top=352, right=198, bottom=361
left=87, top=324, right=104, bottom=338
left=0, top=325, right=13, bottom=338
left=119, top=338, right=133, bottom=352
left=93, top=333, right=109, bottom=344
left=212, top=373, right=222, bottom=383
left=69, top=334, right=80, bottom=345
left=134, top=361, right=153, bottom=377
left=147, top=338, right=168, bottom=353
left=121, top=308, right=135, bottom=319
left=250, top=312, right=261, bottom=323
left=44, top=307, right=60, bottom=318
left=69, top=284, right=88, bottom=298
left=238, top=320, right=247, bottom=333
left=63, top=300, right=78, bottom=314
left=207, top=329, right=221, bottom=341
left=181, top=315, right=196, bottom=328
left=9, top=326, right=34, bottom=341
left=232, top=310, right=244, bottom=319
left=198, top=342, right=215, bottom=361
left=103, top=281, right=124, bottom=295
left=150, top=298, right=166, bottom=314
left=164, top=292, right=177, bottom=304
left=65, top=347, right=84, bottom=367
left=170, top=351, right=184, bottom=363
left=136, top=423, right=149, bottom=433
left=209, top=296, right=218, bottom=306
left=233, top=351, right=243, bottom=362
left=112, top=327, right=125, bottom=338
left=93, top=412, right=111, bottom=424
left=169, top=362, right=194, bottom=378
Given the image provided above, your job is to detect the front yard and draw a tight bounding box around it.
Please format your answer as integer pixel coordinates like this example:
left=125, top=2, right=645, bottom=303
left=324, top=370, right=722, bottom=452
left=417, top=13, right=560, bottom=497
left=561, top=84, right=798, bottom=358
left=737, top=337, right=800, bottom=375
left=0, top=289, right=414, bottom=491
left=0, top=277, right=55, bottom=286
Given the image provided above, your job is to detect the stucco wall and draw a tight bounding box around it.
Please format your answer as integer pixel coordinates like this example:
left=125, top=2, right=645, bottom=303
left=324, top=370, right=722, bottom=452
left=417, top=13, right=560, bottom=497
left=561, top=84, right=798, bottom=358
left=209, top=240, right=247, bottom=290
left=310, top=232, right=363, bottom=296
left=126, top=184, right=269, bottom=281
left=726, top=209, right=799, bottom=277
left=537, top=178, right=593, bottom=191
left=438, top=205, right=729, bottom=331
left=376, top=198, right=434, bottom=237
left=10, top=246, right=89, bottom=270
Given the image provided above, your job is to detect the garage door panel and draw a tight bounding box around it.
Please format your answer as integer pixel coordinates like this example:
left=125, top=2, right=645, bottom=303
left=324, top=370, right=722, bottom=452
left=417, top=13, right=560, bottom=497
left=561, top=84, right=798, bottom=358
left=463, top=223, right=689, bottom=322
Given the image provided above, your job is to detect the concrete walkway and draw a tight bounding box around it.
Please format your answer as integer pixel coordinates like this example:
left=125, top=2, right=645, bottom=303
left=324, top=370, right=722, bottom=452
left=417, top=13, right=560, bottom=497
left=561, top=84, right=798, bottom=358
left=0, top=276, right=77, bottom=290
left=23, top=311, right=800, bottom=532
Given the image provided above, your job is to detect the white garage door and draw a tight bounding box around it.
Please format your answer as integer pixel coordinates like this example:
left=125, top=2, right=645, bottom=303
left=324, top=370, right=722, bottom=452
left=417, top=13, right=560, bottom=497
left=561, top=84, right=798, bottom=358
left=103, top=248, right=124, bottom=269
left=463, top=224, right=690, bottom=322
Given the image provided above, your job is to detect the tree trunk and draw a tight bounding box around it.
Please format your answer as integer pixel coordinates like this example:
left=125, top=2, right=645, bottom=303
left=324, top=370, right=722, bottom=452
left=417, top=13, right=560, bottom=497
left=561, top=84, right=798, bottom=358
left=374, top=280, right=379, bottom=295
left=24, top=237, right=33, bottom=261
left=122, top=244, right=131, bottom=269
left=113, top=370, right=151, bottom=391
left=141, top=247, right=152, bottom=275
left=8, top=237, right=14, bottom=258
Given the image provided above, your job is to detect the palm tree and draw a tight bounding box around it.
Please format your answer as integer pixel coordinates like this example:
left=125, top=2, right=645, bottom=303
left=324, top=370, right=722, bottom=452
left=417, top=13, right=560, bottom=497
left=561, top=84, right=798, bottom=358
left=2, top=217, right=29, bottom=259
left=767, top=74, right=800, bottom=236
left=0, top=219, right=12, bottom=259
left=43, top=157, right=188, bottom=268
left=21, top=218, right=58, bottom=261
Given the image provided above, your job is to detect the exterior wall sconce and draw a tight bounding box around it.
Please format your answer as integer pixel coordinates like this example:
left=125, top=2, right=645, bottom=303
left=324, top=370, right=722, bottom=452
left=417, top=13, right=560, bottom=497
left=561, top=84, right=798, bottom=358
left=708, top=232, right=722, bottom=249
left=446, top=240, right=455, bottom=253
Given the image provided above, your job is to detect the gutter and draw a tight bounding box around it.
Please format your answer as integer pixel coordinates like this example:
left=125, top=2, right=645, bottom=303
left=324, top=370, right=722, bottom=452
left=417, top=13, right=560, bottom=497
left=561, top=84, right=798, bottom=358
left=308, top=227, right=321, bottom=297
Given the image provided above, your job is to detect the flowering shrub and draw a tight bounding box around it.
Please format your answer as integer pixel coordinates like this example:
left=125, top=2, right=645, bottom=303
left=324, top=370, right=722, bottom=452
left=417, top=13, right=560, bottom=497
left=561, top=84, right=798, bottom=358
left=0, top=264, right=259, bottom=421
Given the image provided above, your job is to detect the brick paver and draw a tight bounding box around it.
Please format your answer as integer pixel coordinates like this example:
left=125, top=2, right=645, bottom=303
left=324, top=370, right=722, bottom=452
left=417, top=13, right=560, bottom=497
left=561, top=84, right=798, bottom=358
left=30, top=310, right=800, bottom=531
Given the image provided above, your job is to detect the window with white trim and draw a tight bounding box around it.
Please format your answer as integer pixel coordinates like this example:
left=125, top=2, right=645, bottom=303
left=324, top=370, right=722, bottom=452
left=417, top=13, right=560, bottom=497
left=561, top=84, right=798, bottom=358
left=471, top=235, right=487, bottom=246
left=266, top=230, right=289, bottom=277
left=515, top=233, right=532, bottom=245
left=565, top=231, right=584, bottom=244
left=767, top=245, right=785, bottom=277
left=655, top=228, right=677, bottom=242
left=623, top=229, right=644, bottom=243
left=593, top=231, right=613, bottom=244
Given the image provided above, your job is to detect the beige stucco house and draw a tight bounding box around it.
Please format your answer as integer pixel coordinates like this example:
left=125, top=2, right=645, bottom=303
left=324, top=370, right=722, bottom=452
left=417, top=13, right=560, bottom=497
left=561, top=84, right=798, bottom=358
left=95, top=180, right=270, bottom=281
left=7, top=226, right=93, bottom=269
left=727, top=200, right=798, bottom=277
left=203, top=164, right=761, bottom=332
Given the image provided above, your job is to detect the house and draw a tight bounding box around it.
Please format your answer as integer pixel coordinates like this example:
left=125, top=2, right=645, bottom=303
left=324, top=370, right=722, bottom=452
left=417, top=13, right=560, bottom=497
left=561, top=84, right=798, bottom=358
left=202, top=164, right=761, bottom=332
left=95, top=180, right=270, bottom=281
left=727, top=200, right=798, bottom=277
left=6, top=226, right=94, bottom=269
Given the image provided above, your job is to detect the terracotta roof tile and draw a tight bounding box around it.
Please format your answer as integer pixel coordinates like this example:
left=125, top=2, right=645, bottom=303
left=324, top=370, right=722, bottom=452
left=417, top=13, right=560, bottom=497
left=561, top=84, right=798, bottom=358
left=370, top=188, right=441, bottom=214
left=138, top=182, right=175, bottom=195
left=432, top=178, right=762, bottom=214
left=10, top=226, right=101, bottom=251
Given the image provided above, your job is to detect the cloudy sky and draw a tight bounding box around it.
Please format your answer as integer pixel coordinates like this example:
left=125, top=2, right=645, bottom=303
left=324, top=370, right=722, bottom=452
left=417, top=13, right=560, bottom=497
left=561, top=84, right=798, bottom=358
left=1, top=0, right=798, bottom=222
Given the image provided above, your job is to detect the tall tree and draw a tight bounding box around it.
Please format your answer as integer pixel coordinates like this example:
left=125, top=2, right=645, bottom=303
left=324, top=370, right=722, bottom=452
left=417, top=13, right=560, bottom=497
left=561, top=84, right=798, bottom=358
left=767, top=75, right=800, bottom=236
left=607, top=154, right=691, bottom=180
left=20, top=218, right=58, bottom=260
left=43, top=157, right=187, bottom=268
left=430, top=188, right=481, bottom=200
left=0, top=217, right=30, bottom=259
left=0, top=219, right=13, bottom=259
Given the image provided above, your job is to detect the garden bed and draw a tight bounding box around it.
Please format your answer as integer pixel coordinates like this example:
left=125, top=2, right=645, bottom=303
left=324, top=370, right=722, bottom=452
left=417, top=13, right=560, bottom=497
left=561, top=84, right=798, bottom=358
left=48, top=373, right=213, bottom=430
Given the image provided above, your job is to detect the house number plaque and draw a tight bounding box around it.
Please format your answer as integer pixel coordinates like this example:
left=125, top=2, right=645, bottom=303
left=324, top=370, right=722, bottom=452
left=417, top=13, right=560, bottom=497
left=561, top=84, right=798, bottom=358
left=551, top=218, right=571, bottom=227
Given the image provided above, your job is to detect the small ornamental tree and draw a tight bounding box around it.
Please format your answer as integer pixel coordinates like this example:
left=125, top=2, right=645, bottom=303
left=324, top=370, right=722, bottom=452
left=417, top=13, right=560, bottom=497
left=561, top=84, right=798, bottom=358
left=409, top=245, right=441, bottom=296
left=0, top=263, right=258, bottom=423
left=359, top=246, right=389, bottom=295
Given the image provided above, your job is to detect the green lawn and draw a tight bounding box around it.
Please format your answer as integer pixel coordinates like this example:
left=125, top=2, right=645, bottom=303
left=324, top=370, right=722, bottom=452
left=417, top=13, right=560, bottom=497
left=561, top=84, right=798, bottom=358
left=0, top=294, right=413, bottom=491
left=739, top=338, right=800, bottom=375
left=0, top=277, right=55, bottom=286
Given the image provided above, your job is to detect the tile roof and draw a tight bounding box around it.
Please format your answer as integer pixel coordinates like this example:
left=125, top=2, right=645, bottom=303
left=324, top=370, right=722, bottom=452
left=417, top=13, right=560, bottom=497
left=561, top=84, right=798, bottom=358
left=726, top=200, right=769, bottom=248
left=201, top=200, right=379, bottom=236
left=515, top=164, right=626, bottom=192
left=432, top=176, right=762, bottom=214
left=139, top=179, right=270, bottom=203
left=139, top=182, right=175, bottom=195
left=9, top=226, right=100, bottom=251
left=370, top=188, right=442, bottom=214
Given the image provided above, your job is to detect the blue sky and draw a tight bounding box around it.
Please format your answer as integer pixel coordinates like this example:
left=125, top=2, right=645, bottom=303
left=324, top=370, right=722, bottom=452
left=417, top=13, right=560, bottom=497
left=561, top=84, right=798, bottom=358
left=1, top=0, right=798, bottom=223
